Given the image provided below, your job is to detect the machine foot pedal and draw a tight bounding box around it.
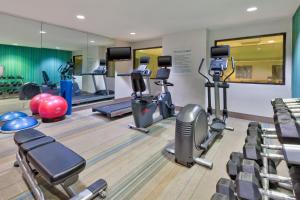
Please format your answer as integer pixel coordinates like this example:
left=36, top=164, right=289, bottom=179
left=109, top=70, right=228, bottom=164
left=128, top=124, right=149, bottom=133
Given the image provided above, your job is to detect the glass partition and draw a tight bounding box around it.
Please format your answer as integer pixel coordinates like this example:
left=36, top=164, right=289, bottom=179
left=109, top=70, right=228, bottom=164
left=85, top=33, right=115, bottom=95
left=41, top=23, right=88, bottom=92
left=0, top=12, right=116, bottom=113
left=0, top=13, right=41, bottom=106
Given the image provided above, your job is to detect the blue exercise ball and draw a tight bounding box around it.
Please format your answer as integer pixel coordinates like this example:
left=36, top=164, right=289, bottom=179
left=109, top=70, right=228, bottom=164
left=1, top=116, right=39, bottom=133
left=0, top=111, right=28, bottom=122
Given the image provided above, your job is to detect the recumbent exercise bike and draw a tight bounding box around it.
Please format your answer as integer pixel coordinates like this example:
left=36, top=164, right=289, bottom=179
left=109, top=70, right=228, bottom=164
left=128, top=56, right=175, bottom=133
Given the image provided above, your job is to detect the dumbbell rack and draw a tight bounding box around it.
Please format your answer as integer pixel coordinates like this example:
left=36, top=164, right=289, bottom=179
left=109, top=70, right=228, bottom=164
left=0, top=75, right=23, bottom=99
left=211, top=97, right=300, bottom=200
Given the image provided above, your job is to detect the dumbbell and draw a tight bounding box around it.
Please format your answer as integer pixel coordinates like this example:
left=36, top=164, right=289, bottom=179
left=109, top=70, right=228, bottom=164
left=243, top=142, right=300, bottom=167
left=272, top=98, right=300, bottom=108
left=248, top=122, right=262, bottom=129
left=236, top=172, right=295, bottom=200
left=273, top=113, right=300, bottom=144
left=227, top=152, right=278, bottom=188
left=289, top=166, right=300, bottom=199
left=3, top=82, right=11, bottom=87
left=247, top=125, right=278, bottom=140
left=7, top=89, right=14, bottom=95
left=215, top=175, right=295, bottom=200
left=227, top=158, right=291, bottom=186
left=16, top=75, right=23, bottom=79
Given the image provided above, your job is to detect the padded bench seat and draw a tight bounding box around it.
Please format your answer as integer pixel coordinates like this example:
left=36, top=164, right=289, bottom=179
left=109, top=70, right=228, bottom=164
left=20, top=136, right=55, bottom=154
left=14, top=129, right=45, bottom=145
left=27, top=142, right=86, bottom=185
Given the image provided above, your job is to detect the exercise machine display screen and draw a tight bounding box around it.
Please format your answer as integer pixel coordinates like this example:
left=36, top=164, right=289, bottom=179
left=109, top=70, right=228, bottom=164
left=158, top=56, right=172, bottom=67
left=139, top=56, right=150, bottom=65
left=107, top=47, right=131, bottom=60
left=211, top=45, right=230, bottom=58
left=211, top=59, right=228, bottom=71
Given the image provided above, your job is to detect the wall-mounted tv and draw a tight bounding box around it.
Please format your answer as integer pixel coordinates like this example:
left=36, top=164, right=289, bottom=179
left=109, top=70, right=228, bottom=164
left=158, top=56, right=172, bottom=67
left=107, top=47, right=131, bottom=60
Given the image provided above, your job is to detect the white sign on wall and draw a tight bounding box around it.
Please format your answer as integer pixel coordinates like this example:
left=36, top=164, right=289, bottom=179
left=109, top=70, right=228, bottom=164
left=173, top=49, right=192, bottom=74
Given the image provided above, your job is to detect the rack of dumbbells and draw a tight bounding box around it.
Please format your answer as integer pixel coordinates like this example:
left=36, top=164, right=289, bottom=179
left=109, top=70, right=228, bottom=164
left=0, top=75, right=23, bottom=99
left=211, top=97, right=300, bottom=200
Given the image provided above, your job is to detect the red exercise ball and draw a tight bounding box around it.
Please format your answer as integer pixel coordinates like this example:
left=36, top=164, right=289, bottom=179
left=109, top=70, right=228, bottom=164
left=30, top=93, right=52, bottom=114
left=39, top=96, right=68, bottom=122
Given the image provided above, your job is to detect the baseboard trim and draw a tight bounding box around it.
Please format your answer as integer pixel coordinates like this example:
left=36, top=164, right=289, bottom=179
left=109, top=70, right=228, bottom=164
left=176, top=106, right=273, bottom=123
left=228, top=111, right=273, bottom=124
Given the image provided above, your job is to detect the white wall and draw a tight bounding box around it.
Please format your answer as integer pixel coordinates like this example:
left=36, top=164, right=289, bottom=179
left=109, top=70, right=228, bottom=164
left=75, top=46, right=114, bottom=93
left=131, top=38, right=163, bottom=96
left=131, top=38, right=162, bottom=50
left=208, top=18, right=292, bottom=117
left=114, top=40, right=132, bottom=99
left=162, top=30, right=207, bottom=107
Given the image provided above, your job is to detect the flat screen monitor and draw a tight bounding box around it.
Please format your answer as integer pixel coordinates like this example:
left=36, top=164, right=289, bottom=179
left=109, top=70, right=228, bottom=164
left=211, top=45, right=230, bottom=58
left=158, top=56, right=172, bottom=67
left=107, top=47, right=131, bottom=60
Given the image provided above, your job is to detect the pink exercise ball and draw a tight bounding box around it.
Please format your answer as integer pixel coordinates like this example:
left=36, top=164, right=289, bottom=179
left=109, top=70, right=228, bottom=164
left=39, top=96, right=68, bottom=122
left=30, top=93, right=52, bottom=114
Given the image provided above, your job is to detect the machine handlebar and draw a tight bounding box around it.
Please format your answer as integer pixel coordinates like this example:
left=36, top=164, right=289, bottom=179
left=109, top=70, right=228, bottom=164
left=198, top=58, right=210, bottom=83
left=223, top=57, right=235, bottom=82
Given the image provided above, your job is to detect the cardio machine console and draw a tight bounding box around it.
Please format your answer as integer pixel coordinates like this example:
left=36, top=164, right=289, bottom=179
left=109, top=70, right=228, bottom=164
left=210, top=45, right=230, bottom=72
left=210, top=59, right=228, bottom=72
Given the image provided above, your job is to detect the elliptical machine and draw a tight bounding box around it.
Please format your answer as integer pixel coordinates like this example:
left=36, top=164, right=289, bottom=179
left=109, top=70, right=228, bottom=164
left=166, top=45, right=235, bottom=169
left=128, top=56, right=175, bottom=133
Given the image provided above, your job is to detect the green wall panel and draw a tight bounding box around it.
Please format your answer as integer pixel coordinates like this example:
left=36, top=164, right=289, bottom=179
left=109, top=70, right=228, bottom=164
left=293, top=6, right=300, bottom=97
left=0, top=44, right=72, bottom=84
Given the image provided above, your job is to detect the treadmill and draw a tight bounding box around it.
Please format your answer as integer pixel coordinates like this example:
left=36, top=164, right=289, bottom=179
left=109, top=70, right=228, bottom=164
left=92, top=57, right=152, bottom=118
left=73, top=59, right=114, bottom=105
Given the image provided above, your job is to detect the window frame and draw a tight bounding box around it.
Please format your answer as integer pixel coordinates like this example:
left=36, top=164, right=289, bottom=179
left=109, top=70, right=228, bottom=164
left=214, top=32, right=286, bottom=85
left=133, top=46, right=163, bottom=69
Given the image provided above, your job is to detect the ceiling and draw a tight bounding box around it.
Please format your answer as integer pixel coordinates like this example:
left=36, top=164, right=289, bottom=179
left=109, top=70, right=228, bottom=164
left=0, top=0, right=299, bottom=42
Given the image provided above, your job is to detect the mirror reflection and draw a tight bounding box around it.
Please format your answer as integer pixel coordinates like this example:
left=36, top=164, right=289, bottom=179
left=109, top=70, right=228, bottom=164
left=0, top=13, right=116, bottom=113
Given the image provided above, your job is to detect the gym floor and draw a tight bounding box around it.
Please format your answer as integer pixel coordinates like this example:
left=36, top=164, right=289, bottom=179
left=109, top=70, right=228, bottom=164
left=0, top=109, right=287, bottom=200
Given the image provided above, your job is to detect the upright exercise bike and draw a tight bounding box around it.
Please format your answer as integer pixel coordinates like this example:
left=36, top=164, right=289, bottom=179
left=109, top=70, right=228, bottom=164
left=128, top=56, right=175, bottom=133
left=166, top=45, right=235, bottom=169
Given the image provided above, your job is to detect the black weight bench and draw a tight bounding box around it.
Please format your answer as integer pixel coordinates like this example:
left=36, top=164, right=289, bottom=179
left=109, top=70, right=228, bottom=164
left=14, top=129, right=107, bottom=200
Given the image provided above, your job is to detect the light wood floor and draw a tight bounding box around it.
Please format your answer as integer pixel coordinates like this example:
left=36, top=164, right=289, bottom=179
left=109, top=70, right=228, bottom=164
left=0, top=109, right=256, bottom=200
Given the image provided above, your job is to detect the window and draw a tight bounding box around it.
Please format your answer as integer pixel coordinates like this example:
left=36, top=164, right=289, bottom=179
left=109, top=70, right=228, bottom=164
left=215, top=33, right=286, bottom=84
left=134, top=47, right=163, bottom=78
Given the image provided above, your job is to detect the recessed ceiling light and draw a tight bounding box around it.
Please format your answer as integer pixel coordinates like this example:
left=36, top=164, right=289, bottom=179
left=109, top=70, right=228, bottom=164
left=40, top=31, right=47, bottom=34
left=13, top=43, right=19, bottom=46
left=130, top=32, right=136, bottom=35
left=76, top=15, right=85, bottom=20
left=247, top=7, right=258, bottom=12
left=90, top=40, right=95, bottom=43
left=268, top=40, right=275, bottom=44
